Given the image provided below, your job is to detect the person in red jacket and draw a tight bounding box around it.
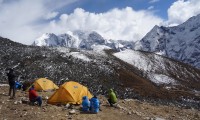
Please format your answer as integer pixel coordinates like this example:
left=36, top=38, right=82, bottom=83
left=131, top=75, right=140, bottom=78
left=29, top=85, right=42, bottom=106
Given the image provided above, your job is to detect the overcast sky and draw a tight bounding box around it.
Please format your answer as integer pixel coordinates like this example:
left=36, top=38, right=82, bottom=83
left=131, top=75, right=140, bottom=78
left=0, top=0, right=200, bottom=45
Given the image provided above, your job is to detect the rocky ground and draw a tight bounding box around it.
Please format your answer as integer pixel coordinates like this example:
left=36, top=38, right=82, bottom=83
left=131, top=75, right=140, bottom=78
left=0, top=85, right=199, bottom=120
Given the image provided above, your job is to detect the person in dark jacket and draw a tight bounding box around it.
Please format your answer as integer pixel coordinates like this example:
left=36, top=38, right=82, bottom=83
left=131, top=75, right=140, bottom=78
left=107, top=89, right=117, bottom=107
left=7, top=68, right=16, bottom=99
left=29, top=85, right=42, bottom=106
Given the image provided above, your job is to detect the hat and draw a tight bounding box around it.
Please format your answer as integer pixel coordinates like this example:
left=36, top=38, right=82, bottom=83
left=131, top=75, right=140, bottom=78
left=82, top=96, right=88, bottom=100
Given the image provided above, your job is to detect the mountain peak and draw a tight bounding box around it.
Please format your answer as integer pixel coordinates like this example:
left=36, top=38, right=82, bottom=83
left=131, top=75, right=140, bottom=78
left=135, top=14, right=200, bottom=69
left=33, top=33, right=58, bottom=46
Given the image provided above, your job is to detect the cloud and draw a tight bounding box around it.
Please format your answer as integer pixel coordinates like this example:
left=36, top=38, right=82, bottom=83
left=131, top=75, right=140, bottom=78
left=44, top=7, right=163, bottom=42
left=0, top=0, right=78, bottom=45
left=148, top=6, right=154, bottom=10
left=4, top=0, right=200, bottom=45
left=149, top=0, right=160, bottom=4
left=167, top=0, right=200, bottom=25
left=0, top=1, right=163, bottom=45
left=44, top=12, right=59, bottom=20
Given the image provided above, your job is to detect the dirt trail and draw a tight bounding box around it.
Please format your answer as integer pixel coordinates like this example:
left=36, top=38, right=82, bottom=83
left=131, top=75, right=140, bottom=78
left=0, top=86, right=199, bottom=120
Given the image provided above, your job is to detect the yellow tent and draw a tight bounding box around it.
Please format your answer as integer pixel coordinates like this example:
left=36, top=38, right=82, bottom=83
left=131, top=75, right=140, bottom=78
left=47, top=81, right=93, bottom=105
left=33, top=78, right=58, bottom=91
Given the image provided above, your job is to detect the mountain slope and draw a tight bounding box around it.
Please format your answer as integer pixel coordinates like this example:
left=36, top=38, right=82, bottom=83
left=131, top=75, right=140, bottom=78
left=134, top=14, right=200, bottom=69
left=1, top=37, right=200, bottom=108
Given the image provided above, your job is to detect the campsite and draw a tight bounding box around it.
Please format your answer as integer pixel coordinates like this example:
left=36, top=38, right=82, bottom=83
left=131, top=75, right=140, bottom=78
left=1, top=1, right=200, bottom=118
left=0, top=78, right=199, bottom=120
left=0, top=36, right=200, bottom=120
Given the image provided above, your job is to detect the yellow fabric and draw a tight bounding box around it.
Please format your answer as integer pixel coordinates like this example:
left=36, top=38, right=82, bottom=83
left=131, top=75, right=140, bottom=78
left=47, top=81, right=93, bottom=105
left=33, top=78, right=58, bottom=91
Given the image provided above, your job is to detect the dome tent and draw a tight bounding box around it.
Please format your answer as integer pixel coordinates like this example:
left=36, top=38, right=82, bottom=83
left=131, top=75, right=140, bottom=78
left=47, top=81, right=93, bottom=105
left=33, top=78, right=58, bottom=91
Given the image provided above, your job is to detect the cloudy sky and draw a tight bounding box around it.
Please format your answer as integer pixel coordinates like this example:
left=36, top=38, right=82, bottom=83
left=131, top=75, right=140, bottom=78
left=0, top=0, right=200, bottom=45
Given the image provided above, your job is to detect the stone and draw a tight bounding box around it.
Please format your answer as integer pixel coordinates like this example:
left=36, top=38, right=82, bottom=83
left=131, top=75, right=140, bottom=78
left=155, top=117, right=165, bottom=120
left=65, top=103, right=70, bottom=109
left=18, top=100, right=22, bottom=104
left=69, top=109, right=76, bottom=114
left=143, top=117, right=150, bottom=120
left=45, top=96, right=49, bottom=100
left=14, top=101, right=18, bottom=105
left=128, top=111, right=132, bottom=115
left=68, top=117, right=72, bottom=119
left=116, top=104, right=123, bottom=109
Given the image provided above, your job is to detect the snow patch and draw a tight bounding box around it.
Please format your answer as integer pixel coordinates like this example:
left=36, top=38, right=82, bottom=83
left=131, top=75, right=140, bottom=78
left=0, top=84, right=9, bottom=86
left=55, top=47, right=70, bottom=53
left=114, top=49, right=177, bottom=85
left=113, top=49, right=153, bottom=71
left=91, top=45, right=111, bottom=55
left=148, top=74, right=176, bottom=84
left=70, top=52, right=90, bottom=62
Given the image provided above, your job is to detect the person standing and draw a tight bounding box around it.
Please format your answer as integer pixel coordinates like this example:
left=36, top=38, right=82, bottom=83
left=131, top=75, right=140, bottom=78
left=107, top=89, right=117, bottom=107
left=7, top=68, right=16, bottom=99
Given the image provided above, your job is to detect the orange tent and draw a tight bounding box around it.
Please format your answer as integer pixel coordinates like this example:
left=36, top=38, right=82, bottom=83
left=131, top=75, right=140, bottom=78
left=33, top=78, right=58, bottom=91
left=47, top=81, right=93, bottom=105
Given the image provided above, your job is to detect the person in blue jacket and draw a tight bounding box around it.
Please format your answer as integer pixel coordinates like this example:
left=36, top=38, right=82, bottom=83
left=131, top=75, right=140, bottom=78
left=90, top=95, right=100, bottom=113
left=82, top=96, right=90, bottom=112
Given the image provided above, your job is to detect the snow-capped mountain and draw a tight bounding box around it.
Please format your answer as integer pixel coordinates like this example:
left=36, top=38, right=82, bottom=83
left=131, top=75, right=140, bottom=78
left=33, top=31, right=134, bottom=51
left=134, top=14, right=200, bottom=69
left=33, top=33, right=78, bottom=47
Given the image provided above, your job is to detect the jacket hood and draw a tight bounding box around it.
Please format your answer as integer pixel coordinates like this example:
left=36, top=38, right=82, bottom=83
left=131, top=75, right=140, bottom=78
left=82, top=96, right=88, bottom=100
left=29, top=87, right=34, bottom=91
left=109, top=89, right=113, bottom=93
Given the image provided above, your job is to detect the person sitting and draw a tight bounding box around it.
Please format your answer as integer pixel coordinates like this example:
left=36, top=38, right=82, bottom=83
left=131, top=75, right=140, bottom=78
left=29, top=85, right=42, bottom=107
left=82, top=96, right=90, bottom=112
left=107, top=89, right=117, bottom=107
left=90, top=95, right=100, bottom=113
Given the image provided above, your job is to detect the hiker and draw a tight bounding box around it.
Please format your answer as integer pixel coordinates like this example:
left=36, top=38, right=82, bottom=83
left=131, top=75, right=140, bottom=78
left=82, top=96, right=90, bottom=112
left=29, top=85, right=42, bottom=106
left=107, top=89, right=117, bottom=107
left=6, top=68, right=16, bottom=99
left=90, top=95, right=100, bottom=113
